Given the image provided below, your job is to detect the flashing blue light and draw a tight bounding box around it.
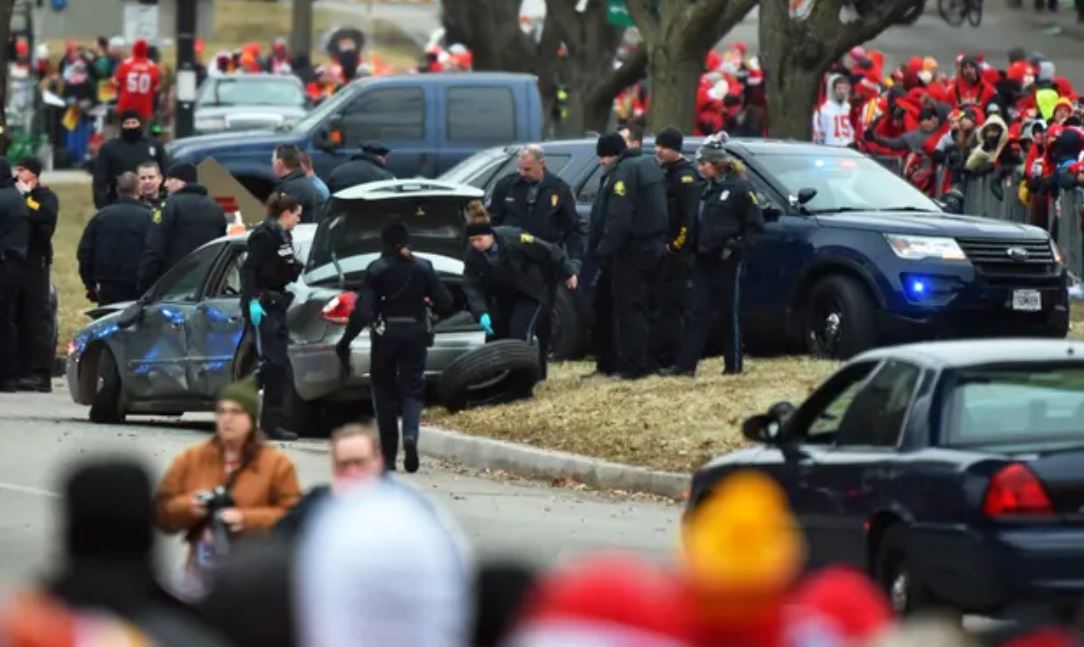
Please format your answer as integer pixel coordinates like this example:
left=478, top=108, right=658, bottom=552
left=910, top=279, right=926, bottom=295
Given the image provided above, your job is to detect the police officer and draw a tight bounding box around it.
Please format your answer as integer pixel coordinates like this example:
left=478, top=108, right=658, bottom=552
left=241, top=193, right=305, bottom=442
left=271, top=144, right=320, bottom=224
left=651, top=126, right=702, bottom=369
left=78, top=172, right=153, bottom=305
left=13, top=157, right=60, bottom=392
left=93, top=110, right=168, bottom=209
left=136, top=161, right=166, bottom=210
left=335, top=222, right=454, bottom=473
left=462, top=202, right=577, bottom=380
left=589, top=132, right=668, bottom=380
left=668, top=133, right=765, bottom=377
left=0, top=158, right=29, bottom=392
left=488, top=144, right=584, bottom=376
left=137, top=163, right=226, bottom=292
left=327, top=140, right=394, bottom=194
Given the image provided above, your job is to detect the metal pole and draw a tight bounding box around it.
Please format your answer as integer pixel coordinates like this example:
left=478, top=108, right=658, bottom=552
left=174, top=0, right=197, bottom=139
left=290, top=0, right=313, bottom=64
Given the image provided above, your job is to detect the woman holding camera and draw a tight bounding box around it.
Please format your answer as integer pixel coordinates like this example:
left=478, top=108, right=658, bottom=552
left=155, top=378, right=300, bottom=589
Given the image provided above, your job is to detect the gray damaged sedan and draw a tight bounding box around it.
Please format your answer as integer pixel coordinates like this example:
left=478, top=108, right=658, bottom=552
left=67, top=180, right=490, bottom=433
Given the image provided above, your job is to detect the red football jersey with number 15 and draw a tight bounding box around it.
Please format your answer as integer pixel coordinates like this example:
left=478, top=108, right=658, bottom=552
left=114, top=58, right=161, bottom=122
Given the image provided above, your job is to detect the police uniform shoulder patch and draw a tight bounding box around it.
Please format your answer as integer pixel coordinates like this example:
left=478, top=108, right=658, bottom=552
left=520, top=232, right=534, bottom=244
left=25, top=197, right=40, bottom=211
left=613, top=180, right=626, bottom=197
left=681, top=174, right=695, bottom=184
left=749, top=191, right=759, bottom=205
left=719, top=190, right=730, bottom=202
left=152, top=208, right=162, bottom=224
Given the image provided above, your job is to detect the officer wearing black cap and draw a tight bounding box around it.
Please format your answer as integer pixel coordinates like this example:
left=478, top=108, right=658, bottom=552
left=137, top=163, right=226, bottom=292
left=241, top=193, right=306, bottom=441
left=327, top=140, right=395, bottom=195
left=588, top=131, right=668, bottom=380
left=0, top=158, right=29, bottom=392
left=335, top=222, right=453, bottom=473
left=12, top=156, right=60, bottom=392
left=93, top=109, right=168, bottom=209
left=78, top=172, right=153, bottom=306
left=650, top=126, right=702, bottom=368
left=667, top=132, right=764, bottom=377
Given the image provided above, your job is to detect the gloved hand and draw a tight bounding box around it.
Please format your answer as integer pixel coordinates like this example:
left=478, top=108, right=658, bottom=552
left=248, top=301, right=267, bottom=327
left=722, top=239, right=743, bottom=261
left=335, top=341, right=351, bottom=379
left=479, top=313, right=494, bottom=336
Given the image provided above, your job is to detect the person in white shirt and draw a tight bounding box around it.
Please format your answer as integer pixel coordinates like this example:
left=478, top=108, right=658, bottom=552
left=813, top=75, right=855, bottom=148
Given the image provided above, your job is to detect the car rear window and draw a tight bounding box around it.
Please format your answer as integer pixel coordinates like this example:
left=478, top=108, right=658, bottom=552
left=946, top=366, right=1084, bottom=448
left=447, top=87, right=515, bottom=144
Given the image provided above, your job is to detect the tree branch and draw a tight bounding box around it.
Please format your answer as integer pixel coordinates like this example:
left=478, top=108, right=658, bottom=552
left=587, top=46, right=648, bottom=105
left=683, top=0, right=758, bottom=57
left=625, top=0, right=659, bottom=47
left=825, top=0, right=917, bottom=63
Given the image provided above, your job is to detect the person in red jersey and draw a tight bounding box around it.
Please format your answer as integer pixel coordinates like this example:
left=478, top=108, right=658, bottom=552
left=113, top=39, right=161, bottom=123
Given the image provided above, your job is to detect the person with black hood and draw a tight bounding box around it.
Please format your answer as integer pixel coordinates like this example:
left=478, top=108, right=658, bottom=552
left=78, top=172, right=153, bottom=305
left=93, top=109, right=168, bottom=209
left=327, top=140, right=395, bottom=194
left=0, top=158, right=29, bottom=392
left=651, top=126, right=702, bottom=370
left=12, top=156, right=59, bottom=393
left=137, top=163, right=226, bottom=293
left=589, top=131, right=668, bottom=379
left=335, top=221, right=454, bottom=473
left=271, top=144, right=319, bottom=224
left=462, top=201, right=577, bottom=381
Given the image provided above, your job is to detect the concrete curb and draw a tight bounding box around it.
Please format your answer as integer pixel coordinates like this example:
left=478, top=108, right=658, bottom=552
left=418, top=425, right=690, bottom=500
left=1020, top=12, right=1084, bottom=41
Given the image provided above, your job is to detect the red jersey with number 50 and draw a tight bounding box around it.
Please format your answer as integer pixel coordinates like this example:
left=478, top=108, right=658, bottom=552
left=114, top=58, right=161, bottom=121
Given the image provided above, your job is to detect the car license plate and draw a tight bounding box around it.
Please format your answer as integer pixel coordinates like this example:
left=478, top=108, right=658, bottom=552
left=1012, top=289, right=1042, bottom=312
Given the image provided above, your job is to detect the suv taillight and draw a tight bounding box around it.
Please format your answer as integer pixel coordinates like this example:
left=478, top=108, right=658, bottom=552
left=321, top=293, right=357, bottom=325
left=982, top=463, right=1054, bottom=518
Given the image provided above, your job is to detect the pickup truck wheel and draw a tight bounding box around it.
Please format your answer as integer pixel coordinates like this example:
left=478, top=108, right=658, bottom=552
left=439, top=340, right=541, bottom=413
left=89, top=349, right=125, bottom=424
left=805, top=276, right=877, bottom=359
left=875, top=525, right=933, bottom=616
left=549, top=286, right=585, bottom=361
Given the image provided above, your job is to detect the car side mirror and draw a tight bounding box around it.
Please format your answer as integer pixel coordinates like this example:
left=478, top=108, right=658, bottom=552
left=797, top=188, right=817, bottom=205
left=741, top=400, right=797, bottom=443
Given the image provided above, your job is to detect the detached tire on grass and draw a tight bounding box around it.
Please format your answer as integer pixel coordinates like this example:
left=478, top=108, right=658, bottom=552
left=439, top=340, right=542, bottom=413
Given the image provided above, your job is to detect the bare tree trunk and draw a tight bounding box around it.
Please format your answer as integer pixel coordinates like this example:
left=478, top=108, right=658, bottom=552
left=290, top=0, right=314, bottom=65
left=0, top=0, right=13, bottom=156
left=645, top=47, right=701, bottom=132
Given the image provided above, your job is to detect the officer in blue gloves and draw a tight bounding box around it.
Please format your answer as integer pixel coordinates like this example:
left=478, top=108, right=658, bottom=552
left=241, top=192, right=305, bottom=441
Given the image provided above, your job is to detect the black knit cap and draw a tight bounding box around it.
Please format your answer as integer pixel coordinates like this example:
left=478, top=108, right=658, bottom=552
left=166, top=162, right=198, bottom=184
left=655, top=126, right=683, bottom=152
left=119, top=109, right=143, bottom=123
left=64, top=459, right=154, bottom=560
left=362, top=140, right=390, bottom=156
left=465, top=221, right=495, bottom=238
left=382, top=221, right=410, bottom=250
left=14, top=156, right=42, bottom=177
left=596, top=132, right=627, bottom=157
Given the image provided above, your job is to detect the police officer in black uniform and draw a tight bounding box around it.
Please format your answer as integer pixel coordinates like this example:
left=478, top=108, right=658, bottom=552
left=93, top=110, right=168, bottom=209
left=271, top=144, right=320, bottom=224
left=241, top=193, right=305, bottom=442
left=462, top=202, right=577, bottom=380
left=487, top=144, right=584, bottom=376
left=335, top=222, right=453, bottom=473
left=651, top=127, right=702, bottom=369
left=78, top=172, right=153, bottom=305
left=13, top=157, right=60, bottom=392
left=137, top=163, right=226, bottom=292
left=327, top=141, right=395, bottom=194
left=669, top=133, right=765, bottom=377
left=137, top=161, right=167, bottom=210
left=0, top=158, right=29, bottom=392
left=589, top=132, right=668, bottom=379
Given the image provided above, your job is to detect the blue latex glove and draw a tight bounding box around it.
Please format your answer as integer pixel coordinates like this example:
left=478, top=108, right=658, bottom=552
left=479, top=312, right=494, bottom=336
left=249, top=301, right=267, bottom=327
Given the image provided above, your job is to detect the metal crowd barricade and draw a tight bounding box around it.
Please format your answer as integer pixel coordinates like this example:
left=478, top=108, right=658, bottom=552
left=1054, top=189, right=1084, bottom=277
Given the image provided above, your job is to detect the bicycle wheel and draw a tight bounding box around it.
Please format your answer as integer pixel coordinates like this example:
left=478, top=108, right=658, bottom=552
left=938, top=0, right=966, bottom=26
left=966, top=0, right=983, bottom=26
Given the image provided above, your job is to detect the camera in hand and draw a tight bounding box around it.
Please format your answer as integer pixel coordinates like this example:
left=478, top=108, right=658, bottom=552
left=195, top=485, right=235, bottom=513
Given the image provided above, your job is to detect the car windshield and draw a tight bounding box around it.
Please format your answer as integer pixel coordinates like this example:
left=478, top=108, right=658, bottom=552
left=754, top=152, right=941, bottom=214
left=946, top=365, right=1084, bottom=450
left=200, top=78, right=305, bottom=107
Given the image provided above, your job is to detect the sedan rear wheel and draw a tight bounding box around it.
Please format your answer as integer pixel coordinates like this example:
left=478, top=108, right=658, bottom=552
left=89, top=349, right=125, bottom=424
left=876, top=525, right=932, bottom=616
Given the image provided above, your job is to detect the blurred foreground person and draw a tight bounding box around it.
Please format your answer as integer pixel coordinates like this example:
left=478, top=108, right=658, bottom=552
left=297, top=480, right=471, bottom=647
left=784, top=566, right=893, bottom=647
left=275, top=424, right=385, bottom=539
left=472, top=561, right=538, bottom=647
left=0, top=592, right=160, bottom=646
left=156, top=378, right=300, bottom=596
left=200, top=536, right=297, bottom=647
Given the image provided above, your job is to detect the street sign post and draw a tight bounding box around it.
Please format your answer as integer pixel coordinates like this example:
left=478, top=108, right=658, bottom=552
left=607, top=0, right=635, bottom=27
left=123, top=2, right=160, bottom=43
left=174, top=0, right=196, bottom=138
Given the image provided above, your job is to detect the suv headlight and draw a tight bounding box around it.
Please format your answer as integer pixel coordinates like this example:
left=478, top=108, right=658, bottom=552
left=884, top=234, right=967, bottom=261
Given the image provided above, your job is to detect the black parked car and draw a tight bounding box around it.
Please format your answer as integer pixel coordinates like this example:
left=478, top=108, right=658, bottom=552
left=689, top=339, right=1084, bottom=616
left=442, top=139, right=1069, bottom=359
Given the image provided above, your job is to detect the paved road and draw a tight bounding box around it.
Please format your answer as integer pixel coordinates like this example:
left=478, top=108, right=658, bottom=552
left=0, top=382, right=679, bottom=594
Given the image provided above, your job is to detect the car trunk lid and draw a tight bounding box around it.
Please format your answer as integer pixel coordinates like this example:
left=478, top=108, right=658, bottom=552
left=1017, top=448, right=1084, bottom=516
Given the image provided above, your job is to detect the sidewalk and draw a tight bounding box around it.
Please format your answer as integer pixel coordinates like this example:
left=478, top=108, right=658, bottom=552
left=1014, top=4, right=1084, bottom=41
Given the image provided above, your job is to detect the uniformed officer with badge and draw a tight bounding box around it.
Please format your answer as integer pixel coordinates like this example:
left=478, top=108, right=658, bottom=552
left=335, top=221, right=454, bottom=472
left=93, top=110, right=169, bottom=209
left=487, top=144, right=584, bottom=375
left=12, top=157, right=58, bottom=392
left=651, top=126, right=702, bottom=369
left=241, top=193, right=306, bottom=442
left=462, top=201, right=577, bottom=380
left=667, top=132, right=765, bottom=377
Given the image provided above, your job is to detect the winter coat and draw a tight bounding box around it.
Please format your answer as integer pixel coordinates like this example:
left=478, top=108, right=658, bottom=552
left=966, top=114, right=1010, bottom=172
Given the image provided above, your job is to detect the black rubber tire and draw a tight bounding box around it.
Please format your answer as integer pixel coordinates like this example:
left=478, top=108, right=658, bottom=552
left=938, top=0, right=966, bottom=25
left=439, top=340, right=542, bottom=413
left=549, top=285, right=585, bottom=361
left=804, top=275, right=878, bottom=359
left=966, top=0, right=982, bottom=26
left=89, top=349, right=125, bottom=424
left=875, top=525, right=933, bottom=616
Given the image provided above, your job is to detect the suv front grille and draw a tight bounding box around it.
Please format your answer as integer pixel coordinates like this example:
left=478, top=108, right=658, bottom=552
left=956, top=238, right=1057, bottom=282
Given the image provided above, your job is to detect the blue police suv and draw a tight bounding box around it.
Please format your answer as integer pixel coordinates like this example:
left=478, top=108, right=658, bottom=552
left=444, top=138, right=1070, bottom=359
